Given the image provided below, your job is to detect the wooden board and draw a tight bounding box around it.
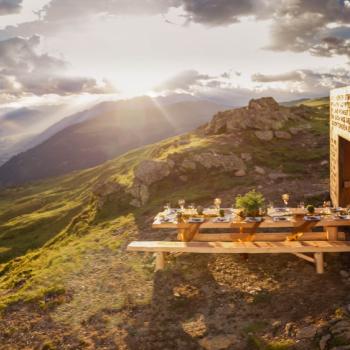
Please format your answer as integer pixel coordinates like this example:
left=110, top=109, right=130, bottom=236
left=153, top=218, right=350, bottom=230
left=127, top=241, right=350, bottom=254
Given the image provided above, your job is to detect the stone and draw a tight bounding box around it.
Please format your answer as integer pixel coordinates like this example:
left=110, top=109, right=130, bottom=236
left=241, top=153, right=252, bottom=161
left=191, top=152, right=245, bottom=172
left=285, top=322, right=295, bottom=336
left=296, top=325, right=317, bottom=339
left=179, top=175, right=188, bottom=182
left=235, top=169, right=246, bottom=177
left=275, top=130, right=292, bottom=139
left=340, top=270, right=349, bottom=278
left=130, top=198, right=141, bottom=207
left=134, top=160, right=170, bottom=186
left=127, top=182, right=150, bottom=205
left=198, top=334, right=237, bottom=350
left=268, top=172, right=288, bottom=181
left=319, top=334, right=331, bottom=350
left=181, top=159, right=197, bottom=171
left=166, top=159, right=175, bottom=168
left=289, top=127, right=301, bottom=135
left=255, top=130, right=274, bottom=141
left=254, top=166, right=266, bottom=175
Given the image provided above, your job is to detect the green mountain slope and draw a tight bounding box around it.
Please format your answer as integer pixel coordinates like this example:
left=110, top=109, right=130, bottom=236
left=0, top=97, right=343, bottom=350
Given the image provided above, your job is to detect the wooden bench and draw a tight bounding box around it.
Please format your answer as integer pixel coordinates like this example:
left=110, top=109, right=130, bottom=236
left=127, top=240, right=350, bottom=274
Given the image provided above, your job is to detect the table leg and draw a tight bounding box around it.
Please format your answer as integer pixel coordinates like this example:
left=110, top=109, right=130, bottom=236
left=155, top=252, right=165, bottom=271
left=177, top=223, right=201, bottom=242
left=326, top=226, right=338, bottom=240
left=314, top=253, right=324, bottom=274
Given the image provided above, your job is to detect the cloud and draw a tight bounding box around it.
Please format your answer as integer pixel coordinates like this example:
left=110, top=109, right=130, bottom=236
left=266, top=0, right=350, bottom=58
left=251, top=68, right=350, bottom=96
left=252, top=71, right=304, bottom=83
left=155, top=70, right=213, bottom=92
left=0, top=35, right=115, bottom=97
left=180, top=0, right=255, bottom=26
left=0, top=0, right=22, bottom=15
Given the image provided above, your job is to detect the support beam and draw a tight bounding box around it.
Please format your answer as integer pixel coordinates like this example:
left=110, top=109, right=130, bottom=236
left=314, top=252, right=324, bottom=274
left=155, top=252, right=165, bottom=271
left=292, top=252, right=315, bottom=264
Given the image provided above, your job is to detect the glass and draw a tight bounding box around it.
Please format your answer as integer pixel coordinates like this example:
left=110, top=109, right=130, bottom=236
left=298, top=202, right=305, bottom=209
left=164, top=202, right=171, bottom=212
left=178, top=199, right=185, bottom=210
left=214, top=198, right=222, bottom=210
left=282, top=194, right=289, bottom=207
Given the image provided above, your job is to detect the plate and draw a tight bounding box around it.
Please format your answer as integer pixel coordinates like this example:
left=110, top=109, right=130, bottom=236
left=273, top=216, right=288, bottom=222
left=304, top=215, right=321, bottom=221
left=213, top=217, right=230, bottom=223
left=274, top=208, right=288, bottom=212
left=188, top=217, right=205, bottom=223
left=245, top=217, right=263, bottom=223
left=334, top=215, right=350, bottom=220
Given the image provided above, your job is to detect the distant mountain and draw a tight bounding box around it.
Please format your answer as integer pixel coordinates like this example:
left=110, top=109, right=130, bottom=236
left=0, top=96, right=225, bottom=187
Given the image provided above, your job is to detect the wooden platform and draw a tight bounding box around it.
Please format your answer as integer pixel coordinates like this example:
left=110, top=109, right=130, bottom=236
left=127, top=240, right=350, bottom=274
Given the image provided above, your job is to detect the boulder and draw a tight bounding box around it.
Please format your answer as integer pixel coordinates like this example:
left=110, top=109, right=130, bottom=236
left=134, top=160, right=170, bottom=186
left=255, top=130, right=274, bottom=141
left=275, top=131, right=292, bottom=139
left=296, top=325, right=317, bottom=339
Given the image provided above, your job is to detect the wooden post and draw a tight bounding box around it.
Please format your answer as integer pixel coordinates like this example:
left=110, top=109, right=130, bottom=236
left=314, top=252, right=324, bottom=274
left=155, top=252, right=165, bottom=271
left=326, top=226, right=338, bottom=241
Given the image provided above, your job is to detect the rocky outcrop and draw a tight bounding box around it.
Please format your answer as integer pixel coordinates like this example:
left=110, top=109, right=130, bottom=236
left=134, top=160, right=170, bottom=186
left=128, top=160, right=171, bottom=206
left=203, top=97, right=309, bottom=135
left=92, top=181, right=125, bottom=208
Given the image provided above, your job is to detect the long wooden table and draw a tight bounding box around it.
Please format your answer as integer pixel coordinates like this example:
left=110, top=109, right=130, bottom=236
left=153, top=208, right=350, bottom=242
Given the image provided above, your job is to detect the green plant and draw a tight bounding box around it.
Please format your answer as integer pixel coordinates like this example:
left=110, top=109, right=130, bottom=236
left=307, top=204, right=315, bottom=214
left=235, top=190, right=265, bottom=217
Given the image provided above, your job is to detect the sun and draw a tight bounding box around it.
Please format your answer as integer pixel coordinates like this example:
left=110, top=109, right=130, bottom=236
left=109, top=71, right=165, bottom=98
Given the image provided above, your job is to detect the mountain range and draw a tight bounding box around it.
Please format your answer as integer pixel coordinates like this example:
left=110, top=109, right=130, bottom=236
left=0, top=96, right=225, bottom=187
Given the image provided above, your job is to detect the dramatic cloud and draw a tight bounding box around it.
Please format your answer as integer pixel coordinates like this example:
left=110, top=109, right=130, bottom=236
left=0, top=35, right=115, bottom=98
left=267, top=0, right=350, bottom=58
left=0, top=0, right=22, bottom=15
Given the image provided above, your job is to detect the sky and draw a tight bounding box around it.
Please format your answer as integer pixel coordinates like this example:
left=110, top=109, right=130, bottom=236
left=1, top=0, right=350, bottom=109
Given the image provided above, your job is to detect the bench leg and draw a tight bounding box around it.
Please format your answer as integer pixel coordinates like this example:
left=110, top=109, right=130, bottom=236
left=155, top=252, right=165, bottom=271
left=314, top=253, right=324, bottom=274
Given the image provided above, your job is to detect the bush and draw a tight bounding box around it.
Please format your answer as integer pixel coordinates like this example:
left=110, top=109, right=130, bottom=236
left=235, top=190, right=265, bottom=217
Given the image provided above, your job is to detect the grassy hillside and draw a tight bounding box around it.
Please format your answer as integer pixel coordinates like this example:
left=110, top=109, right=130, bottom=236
left=1, top=97, right=347, bottom=350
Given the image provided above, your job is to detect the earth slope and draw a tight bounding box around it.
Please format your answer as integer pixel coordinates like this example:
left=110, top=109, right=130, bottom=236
left=1, top=97, right=350, bottom=350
